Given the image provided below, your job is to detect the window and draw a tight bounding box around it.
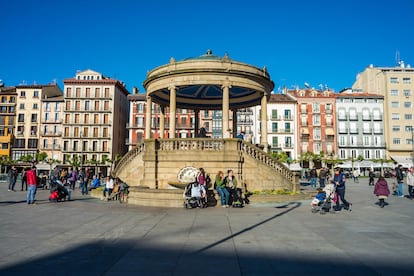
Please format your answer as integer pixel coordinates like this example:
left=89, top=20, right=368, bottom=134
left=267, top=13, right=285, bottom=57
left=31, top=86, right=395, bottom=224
left=93, top=128, right=98, bottom=137
left=285, top=137, right=292, bottom=147
left=391, top=102, right=399, bottom=108
left=405, top=114, right=413, bottom=120
left=18, top=114, right=24, bottom=122
left=392, top=113, right=400, bottom=120
left=2, top=143, right=8, bottom=149
left=272, top=122, right=278, bottom=132
left=403, top=90, right=412, bottom=97
left=136, top=117, right=144, bottom=127
left=103, top=128, right=108, bottom=137
left=271, top=109, right=278, bottom=119
left=95, top=88, right=100, bottom=97
left=137, top=103, right=144, bottom=113
left=28, top=139, right=38, bottom=148
left=180, top=117, right=186, bottom=126
left=86, top=88, right=90, bottom=97
left=393, top=138, right=401, bottom=144
left=94, top=114, right=99, bottom=124
left=104, top=88, right=110, bottom=98
left=312, top=103, right=320, bottom=113
left=84, top=114, right=89, bottom=124
left=19, top=103, right=25, bottom=109
left=313, top=115, right=321, bottom=126
left=390, top=77, right=398, bottom=83
left=94, top=101, right=99, bottom=110
left=339, top=136, right=346, bottom=146
left=272, top=136, right=278, bottom=147
left=76, top=88, right=80, bottom=97
left=285, top=122, right=291, bottom=132
left=390, top=90, right=399, bottom=96
left=104, top=114, right=109, bottom=124
left=403, top=77, right=411, bottom=84
left=85, top=100, right=90, bottom=110
left=406, top=126, right=413, bottom=132
left=17, top=126, right=24, bottom=134
left=364, top=136, right=370, bottom=146
left=20, top=91, right=26, bottom=97
left=104, top=101, right=109, bottom=110
left=284, top=109, right=291, bottom=120
left=392, top=125, right=400, bottom=132
left=364, top=150, right=370, bottom=159
left=314, top=128, right=321, bottom=140
left=66, top=101, right=71, bottom=110
left=325, top=103, right=332, bottom=112
left=65, top=114, right=70, bottom=123
left=33, top=103, right=38, bottom=110
left=33, top=91, right=39, bottom=98
left=66, top=87, right=72, bottom=97
left=404, top=102, right=412, bottom=108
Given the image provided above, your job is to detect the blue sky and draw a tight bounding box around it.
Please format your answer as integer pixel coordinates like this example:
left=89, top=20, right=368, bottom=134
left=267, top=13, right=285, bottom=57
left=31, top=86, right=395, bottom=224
left=1, top=0, right=414, bottom=93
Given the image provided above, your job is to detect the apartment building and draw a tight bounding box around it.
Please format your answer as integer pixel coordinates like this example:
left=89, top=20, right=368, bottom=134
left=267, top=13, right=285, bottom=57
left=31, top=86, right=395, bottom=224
left=336, top=89, right=386, bottom=160
left=39, top=95, right=64, bottom=161
left=0, top=84, right=17, bottom=157
left=253, top=93, right=297, bottom=158
left=288, top=88, right=336, bottom=159
left=352, top=62, right=414, bottom=166
left=12, top=84, right=62, bottom=161
left=63, top=70, right=129, bottom=171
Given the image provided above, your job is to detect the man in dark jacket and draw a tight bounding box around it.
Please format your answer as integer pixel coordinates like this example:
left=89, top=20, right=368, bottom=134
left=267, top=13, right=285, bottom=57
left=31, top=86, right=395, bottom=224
left=8, top=166, right=18, bottom=192
left=395, top=164, right=404, bottom=197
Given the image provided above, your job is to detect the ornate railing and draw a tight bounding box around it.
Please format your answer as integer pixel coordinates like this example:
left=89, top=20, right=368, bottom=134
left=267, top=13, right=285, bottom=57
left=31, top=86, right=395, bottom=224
left=112, top=143, right=145, bottom=177
left=158, top=138, right=224, bottom=151
left=240, top=141, right=295, bottom=183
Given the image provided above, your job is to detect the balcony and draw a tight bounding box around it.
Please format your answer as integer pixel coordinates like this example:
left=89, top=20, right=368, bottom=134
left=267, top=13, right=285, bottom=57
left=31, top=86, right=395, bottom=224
left=349, top=129, right=359, bottom=134
left=40, top=131, right=62, bottom=136
left=362, top=128, right=372, bottom=134
left=338, top=128, right=348, bottom=134
left=284, top=143, right=293, bottom=149
left=373, top=115, right=382, bottom=121
left=325, top=108, right=332, bottom=114
left=349, top=115, right=358, bottom=121
left=373, top=128, right=383, bottom=134
left=362, top=115, right=371, bottom=121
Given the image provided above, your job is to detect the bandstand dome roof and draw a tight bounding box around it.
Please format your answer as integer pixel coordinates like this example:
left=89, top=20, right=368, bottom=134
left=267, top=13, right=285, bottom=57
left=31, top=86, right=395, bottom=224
left=143, top=50, right=274, bottom=110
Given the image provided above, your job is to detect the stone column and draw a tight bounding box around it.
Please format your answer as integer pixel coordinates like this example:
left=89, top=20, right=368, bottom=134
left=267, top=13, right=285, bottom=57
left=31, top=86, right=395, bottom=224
left=261, top=92, right=268, bottom=152
left=222, top=81, right=231, bottom=138
left=194, top=109, right=200, bottom=137
left=232, top=109, right=237, bottom=137
left=168, top=85, right=177, bottom=138
left=159, top=106, right=165, bottom=139
left=145, top=95, right=152, bottom=139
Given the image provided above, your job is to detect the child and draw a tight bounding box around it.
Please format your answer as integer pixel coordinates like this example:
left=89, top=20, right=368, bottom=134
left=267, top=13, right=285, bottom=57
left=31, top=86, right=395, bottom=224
left=374, top=176, right=390, bottom=208
left=311, top=188, right=326, bottom=207
left=391, top=182, right=397, bottom=196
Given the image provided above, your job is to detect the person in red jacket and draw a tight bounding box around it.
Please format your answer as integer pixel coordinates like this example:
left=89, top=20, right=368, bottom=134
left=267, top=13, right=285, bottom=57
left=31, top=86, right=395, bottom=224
left=26, top=166, right=38, bottom=205
left=374, top=176, right=390, bottom=208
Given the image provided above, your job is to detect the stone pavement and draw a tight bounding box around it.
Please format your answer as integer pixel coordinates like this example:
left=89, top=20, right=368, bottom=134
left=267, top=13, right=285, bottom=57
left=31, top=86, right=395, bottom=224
left=0, top=178, right=413, bottom=276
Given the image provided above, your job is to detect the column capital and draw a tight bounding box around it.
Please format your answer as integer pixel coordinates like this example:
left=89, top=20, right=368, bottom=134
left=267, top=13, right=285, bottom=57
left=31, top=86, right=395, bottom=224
left=221, top=80, right=232, bottom=90
left=168, top=84, right=176, bottom=91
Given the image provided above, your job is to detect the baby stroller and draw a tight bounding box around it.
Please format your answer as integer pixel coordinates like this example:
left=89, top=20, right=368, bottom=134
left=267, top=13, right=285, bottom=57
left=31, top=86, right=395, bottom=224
left=311, top=183, right=336, bottom=214
left=228, top=187, right=244, bottom=208
left=183, top=182, right=206, bottom=208
left=49, top=180, right=71, bottom=202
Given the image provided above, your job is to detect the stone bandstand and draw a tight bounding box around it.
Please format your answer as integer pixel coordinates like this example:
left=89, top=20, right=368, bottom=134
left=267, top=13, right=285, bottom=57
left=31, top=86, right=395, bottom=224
left=112, top=50, right=299, bottom=207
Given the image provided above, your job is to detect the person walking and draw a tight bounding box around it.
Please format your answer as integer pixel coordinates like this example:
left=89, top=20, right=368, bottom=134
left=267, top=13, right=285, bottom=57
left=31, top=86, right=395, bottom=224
left=26, top=166, right=38, bottom=205
left=368, top=169, right=375, bottom=186
left=215, top=171, right=230, bottom=207
left=406, top=166, right=414, bottom=200
left=332, top=167, right=351, bottom=211
left=319, top=167, right=327, bottom=188
left=395, top=164, right=404, bottom=197
left=374, top=176, right=390, bottom=208
left=21, top=167, right=28, bottom=191
left=353, top=169, right=360, bottom=183
left=8, top=166, right=18, bottom=192
left=309, top=168, right=318, bottom=188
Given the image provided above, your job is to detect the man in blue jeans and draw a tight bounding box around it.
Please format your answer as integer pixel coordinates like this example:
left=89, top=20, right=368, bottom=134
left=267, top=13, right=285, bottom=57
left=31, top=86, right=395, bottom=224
left=395, top=164, right=404, bottom=197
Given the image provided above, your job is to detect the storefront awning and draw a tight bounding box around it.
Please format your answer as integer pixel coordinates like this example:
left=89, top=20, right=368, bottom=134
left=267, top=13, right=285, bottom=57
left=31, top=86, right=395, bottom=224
left=391, top=156, right=413, bottom=168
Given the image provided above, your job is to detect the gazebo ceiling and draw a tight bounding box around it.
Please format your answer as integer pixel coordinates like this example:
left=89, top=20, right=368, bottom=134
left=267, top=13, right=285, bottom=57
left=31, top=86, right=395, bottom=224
left=151, top=84, right=261, bottom=110
left=143, top=50, right=274, bottom=110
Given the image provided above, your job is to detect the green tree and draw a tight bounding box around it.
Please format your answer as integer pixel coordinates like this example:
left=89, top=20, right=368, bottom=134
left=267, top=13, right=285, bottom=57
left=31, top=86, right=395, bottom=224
left=67, top=155, right=81, bottom=170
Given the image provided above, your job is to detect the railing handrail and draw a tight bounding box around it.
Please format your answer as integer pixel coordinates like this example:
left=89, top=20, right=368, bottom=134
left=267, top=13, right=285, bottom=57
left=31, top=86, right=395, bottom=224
left=112, top=143, right=145, bottom=177
left=239, top=140, right=295, bottom=183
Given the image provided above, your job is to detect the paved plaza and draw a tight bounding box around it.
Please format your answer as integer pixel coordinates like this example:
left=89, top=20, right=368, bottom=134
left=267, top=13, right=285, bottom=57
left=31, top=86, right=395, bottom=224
left=0, top=177, right=413, bottom=275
